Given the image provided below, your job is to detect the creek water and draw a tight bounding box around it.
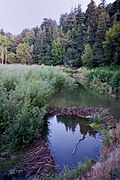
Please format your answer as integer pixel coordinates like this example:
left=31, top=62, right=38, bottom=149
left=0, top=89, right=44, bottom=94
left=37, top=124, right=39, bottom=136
left=46, top=84, right=120, bottom=172
left=50, top=84, right=120, bottom=119
left=47, top=115, right=101, bottom=172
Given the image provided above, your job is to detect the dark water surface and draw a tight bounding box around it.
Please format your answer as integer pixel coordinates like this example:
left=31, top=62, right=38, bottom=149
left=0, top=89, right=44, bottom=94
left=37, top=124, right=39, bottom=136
left=47, top=115, right=101, bottom=172
left=50, top=85, right=120, bottom=119
left=47, top=84, right=120, bottom=172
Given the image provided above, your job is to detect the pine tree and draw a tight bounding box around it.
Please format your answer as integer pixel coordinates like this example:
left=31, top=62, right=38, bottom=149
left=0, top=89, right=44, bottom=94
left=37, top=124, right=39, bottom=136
left=93, top=7, right=110, bottom=66
left=85, top=0, right=98, bottom=46
left=75, top=4, right=84, bottom=26
left=82, top=44, right=93, bottom=68
left=51, top=38, right=63, bottom=65
left=60, top=10, right=76, bottom=34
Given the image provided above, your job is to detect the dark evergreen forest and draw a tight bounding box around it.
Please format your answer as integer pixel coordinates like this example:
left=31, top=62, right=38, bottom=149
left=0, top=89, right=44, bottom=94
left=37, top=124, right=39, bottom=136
left=0, top=0, right=120, bottom=67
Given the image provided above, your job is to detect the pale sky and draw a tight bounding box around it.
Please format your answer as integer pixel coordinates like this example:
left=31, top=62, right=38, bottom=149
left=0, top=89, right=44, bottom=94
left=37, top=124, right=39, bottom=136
left=0, top=0, right=115, bottom=35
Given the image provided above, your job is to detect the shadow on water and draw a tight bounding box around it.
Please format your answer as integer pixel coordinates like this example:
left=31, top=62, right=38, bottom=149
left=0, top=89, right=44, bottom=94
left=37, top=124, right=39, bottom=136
left=46, top=115, right=102, bottom=172
left=0, top=172, right=35, bottom=180
left=50, top=84, right=120, bottom=119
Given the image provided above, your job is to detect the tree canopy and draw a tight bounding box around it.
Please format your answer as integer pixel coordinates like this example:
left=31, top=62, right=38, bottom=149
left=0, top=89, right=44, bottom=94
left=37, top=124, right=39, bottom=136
left=0, top=0, right=119, bottom=67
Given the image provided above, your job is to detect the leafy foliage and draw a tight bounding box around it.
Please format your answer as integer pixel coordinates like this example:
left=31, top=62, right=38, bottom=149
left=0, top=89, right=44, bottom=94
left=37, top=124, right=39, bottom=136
left=0, top=65, right=75, bottom=148
left=103, top=23, right=120, bottom=65
left=0, top=0, right=119, bottom=68
left=88, top=66, right=120, bottom=98
left=82, top=44, right=93, bottom=68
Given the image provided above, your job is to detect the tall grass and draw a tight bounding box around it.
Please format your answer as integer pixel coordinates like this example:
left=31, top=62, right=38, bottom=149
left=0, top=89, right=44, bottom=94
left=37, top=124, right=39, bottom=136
left=0, top=65, right=75, bottom=149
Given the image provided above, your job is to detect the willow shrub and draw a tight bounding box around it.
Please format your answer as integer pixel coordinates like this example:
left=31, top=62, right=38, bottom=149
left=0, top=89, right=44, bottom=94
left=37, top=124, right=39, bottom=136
left=0, top=65, right=75, bottom=149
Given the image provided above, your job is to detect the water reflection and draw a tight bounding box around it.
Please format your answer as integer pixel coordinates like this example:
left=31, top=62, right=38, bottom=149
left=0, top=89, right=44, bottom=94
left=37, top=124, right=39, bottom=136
left=47, top=115, right=101, bottom=172
left=57, top=116, right=97, bottom=138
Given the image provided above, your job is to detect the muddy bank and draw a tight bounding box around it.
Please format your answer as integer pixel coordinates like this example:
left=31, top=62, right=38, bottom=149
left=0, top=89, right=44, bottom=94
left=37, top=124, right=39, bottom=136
left=4, top=138, right=57, bottom=178
left=47, top=106, right=117, bottom=128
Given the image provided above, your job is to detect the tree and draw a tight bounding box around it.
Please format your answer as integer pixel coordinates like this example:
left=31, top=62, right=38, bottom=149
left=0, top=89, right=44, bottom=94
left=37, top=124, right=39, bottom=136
left=59, top=13, right=68, bottom=29
left=33, top=19, right=58, bottom=65
left=0, top=34, right=8, bottom=64
left=16, top=42, right=32, bottom=64
left=74, top=4, right=84, bottom=26
left=103, top=23, right=120, bottom=65
left=33, top=27, right=45, bottom=64
left=85, top=0, right=98, bottom=46
left=100, top=0, right=106, bottom=7
left=93, top=9, right=110, bottom=67
left=82, top=44, right=93, bottom=68
left=22, top=30, right=35, bottom=45
left=7, top=52, right=16, bottom=64
left=51, top=38, right=63, bottom=65
left=70, top=23, right=87, bottom=67
left=60, top=10, right=76, bottom=34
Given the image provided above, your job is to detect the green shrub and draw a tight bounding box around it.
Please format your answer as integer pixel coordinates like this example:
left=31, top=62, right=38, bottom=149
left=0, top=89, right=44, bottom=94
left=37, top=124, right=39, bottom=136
left=0, top=65, right=75, bottom=149
left=87, top=66, right=120, bottom=98
left=110, top=71, right=120, bottom=92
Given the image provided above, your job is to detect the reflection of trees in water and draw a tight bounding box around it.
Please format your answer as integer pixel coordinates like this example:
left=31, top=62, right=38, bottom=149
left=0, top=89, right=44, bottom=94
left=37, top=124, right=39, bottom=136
left=80, top=122, right=97, bottom=138
left=57, top=116, right=97, bottom=156
left=44, top=115, right=97, bottom=148
left=57, top=116, right=78, bottom=133
left=57, top=115, right=97, bottom=138
left=57, top=115, right=98, bottom=156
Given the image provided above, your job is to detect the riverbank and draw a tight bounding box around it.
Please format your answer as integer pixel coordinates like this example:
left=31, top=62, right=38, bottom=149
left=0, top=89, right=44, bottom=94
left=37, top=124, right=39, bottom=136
left=63, top=66, right=120, bottom=99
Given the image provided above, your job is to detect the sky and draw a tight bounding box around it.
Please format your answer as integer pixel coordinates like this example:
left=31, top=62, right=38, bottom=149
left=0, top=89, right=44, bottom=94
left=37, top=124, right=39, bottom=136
left=0, top=0, right=115, bottom=35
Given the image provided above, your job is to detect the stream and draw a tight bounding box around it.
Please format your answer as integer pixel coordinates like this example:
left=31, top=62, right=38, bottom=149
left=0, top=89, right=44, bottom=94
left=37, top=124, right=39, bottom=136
left=1, top=84, right=120, bottom=179
left=46, top=115, right=101, bottom=172
left=50, top=85, right=120, bottom=119
left=47, top=84, right=120, bottom=172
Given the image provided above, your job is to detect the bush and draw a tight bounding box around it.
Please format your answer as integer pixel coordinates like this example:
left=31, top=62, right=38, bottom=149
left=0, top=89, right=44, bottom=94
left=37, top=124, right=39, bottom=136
left=0, top=65, right=75, bottom=149
left=87, top=66, right=120, bottom=98
left=110, top=71, right=120, bottom=93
